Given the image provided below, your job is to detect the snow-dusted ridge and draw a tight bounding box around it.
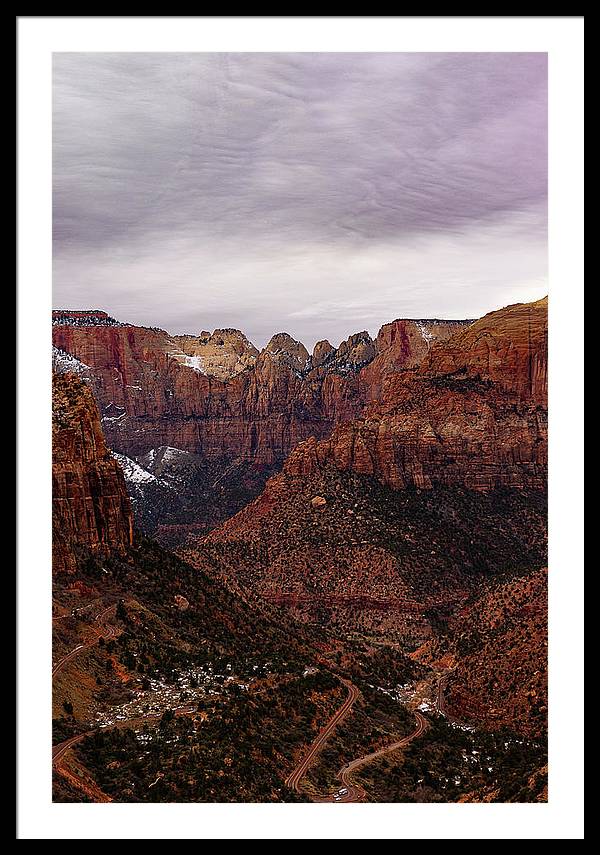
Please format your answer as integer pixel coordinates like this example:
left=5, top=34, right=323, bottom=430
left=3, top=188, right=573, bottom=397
left=52, top=346, right=91, bottom=378
left=111, top=452, right=160, bottom=485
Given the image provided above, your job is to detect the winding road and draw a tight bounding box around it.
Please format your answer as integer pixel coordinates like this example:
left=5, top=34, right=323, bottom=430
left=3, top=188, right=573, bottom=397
left=53, top=611, right=433, bottom=804
left=330, top=711, right=427, bottom=802
left=285, top=678, right=360, bottom=792
left=52, top=605, right=117, bottom=677
left=52, top=731, right=91, bottom=766
left=285, top=675, right=428, bottom=803
left=52, top=701, right=199, bottom=770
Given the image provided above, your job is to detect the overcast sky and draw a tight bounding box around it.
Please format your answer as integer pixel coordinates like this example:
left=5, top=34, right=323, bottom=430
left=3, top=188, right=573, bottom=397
left=53, top=52, right=547, bottom=350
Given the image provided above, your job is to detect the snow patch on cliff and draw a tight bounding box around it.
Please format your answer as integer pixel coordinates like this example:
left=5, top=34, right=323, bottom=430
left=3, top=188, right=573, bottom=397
left=182, top=354, right=206, bottom=374
left=162, top=446, right=189, bottom=463
left=416, top=322, right=434, bottom=343
left=52, top=347, right=91, bottom=378
left=112, top=452, right=159, bottom=485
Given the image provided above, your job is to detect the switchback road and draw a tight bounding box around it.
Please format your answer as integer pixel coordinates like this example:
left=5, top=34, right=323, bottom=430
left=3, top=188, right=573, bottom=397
left=285, top=678, right=360, bottom=793
left=326, top=711, right=427, bottom=803
left=285, top=676, right=427, bottom=803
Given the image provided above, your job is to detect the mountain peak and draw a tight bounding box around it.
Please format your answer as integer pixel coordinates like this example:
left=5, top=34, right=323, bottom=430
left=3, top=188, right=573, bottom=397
left=265, top=333, right=310, bottom=371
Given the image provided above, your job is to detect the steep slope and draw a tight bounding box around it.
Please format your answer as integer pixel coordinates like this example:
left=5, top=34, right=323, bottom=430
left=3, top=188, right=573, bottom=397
left=197, top=467, right=546, bottom=646
left=51, top=372, right=345, bottom=803
left=52, top=372, right=442, bottom=805
left=195, top=297, right=547, bottom=654
left=52, top=321, right=548, bottom=802
left=52, top=372, right=133, bottom=574
left=285, top=298, right=547, bottom=491
left=111, top=447, right=278, bottom=546
left=437, top=569, right=548, bottom=738
left=423, top=297, right=547, bottom=405
left=52, top=311, right=471, bottom=464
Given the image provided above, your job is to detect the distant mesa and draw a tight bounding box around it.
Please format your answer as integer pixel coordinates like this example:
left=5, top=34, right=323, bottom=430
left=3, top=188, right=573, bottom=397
left=52, top=309, right=124, bottom=327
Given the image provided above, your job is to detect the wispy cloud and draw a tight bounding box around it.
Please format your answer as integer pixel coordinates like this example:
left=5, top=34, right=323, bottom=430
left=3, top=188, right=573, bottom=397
left=53, top=52, right=547, bottom=348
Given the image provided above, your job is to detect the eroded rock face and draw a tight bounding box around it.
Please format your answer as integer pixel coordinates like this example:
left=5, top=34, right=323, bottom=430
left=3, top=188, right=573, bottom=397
left=312, top=340, right=335, bottom=368
left=171, top=328, right=259, bottom=382
left=423, top=298, right=548, bottom=405
left=264, top=332, right=310, bottom=373
left=52, top=372, right=133, bottom=573
left=284, top=299, right=548, bottom=492
left=51, top=302, right=545, bottom=546
left=52, top=313, right=471, bottom=469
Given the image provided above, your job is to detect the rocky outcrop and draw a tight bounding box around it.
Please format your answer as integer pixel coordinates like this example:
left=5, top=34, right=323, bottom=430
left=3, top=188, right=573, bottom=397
left=52, top=313, right=470, bottom=469
left=359, top=318, right=473, bottom=404
left=423, top=298, right=548, bottom=405
left=285, top=299, right=547, bottom=492
left=264, top=332, right=310, bottom=373
left=171, top=328, right=259, bottom=381
left=312, top=339, right=335, bottom=368
left=52, top=372, right=133, bottom=573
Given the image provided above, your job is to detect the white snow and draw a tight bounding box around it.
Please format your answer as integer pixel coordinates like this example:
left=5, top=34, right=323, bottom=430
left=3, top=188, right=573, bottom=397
left=161, top=446, right=188, bottom=463
left=52, top=347, right=90, bottom=377
left=416, top=322, right=434, bottom=343
left=182, top=354, right=206, bottom=374
left=111, top=452, right=159, bottom=485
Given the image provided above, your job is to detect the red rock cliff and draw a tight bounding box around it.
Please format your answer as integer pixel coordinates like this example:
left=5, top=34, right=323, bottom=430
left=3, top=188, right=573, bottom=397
left=284, top=298, right=548, bottom=491
left=52, top=315, right=472, bottom=465
left=52, top=372, right=133, bottom=573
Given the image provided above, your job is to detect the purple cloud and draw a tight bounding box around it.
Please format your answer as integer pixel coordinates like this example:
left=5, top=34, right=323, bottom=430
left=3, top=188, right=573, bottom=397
left=53, top=53, right=547, bottom=348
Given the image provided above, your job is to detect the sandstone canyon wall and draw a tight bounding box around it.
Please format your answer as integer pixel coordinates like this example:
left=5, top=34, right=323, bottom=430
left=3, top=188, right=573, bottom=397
left=52, top=310, right=471, bottom=467
left=197, top=297, right=547, bottom=651
left=52, top=371, right=133, bottom=573
left=284, top=298, right=548, bottom=492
